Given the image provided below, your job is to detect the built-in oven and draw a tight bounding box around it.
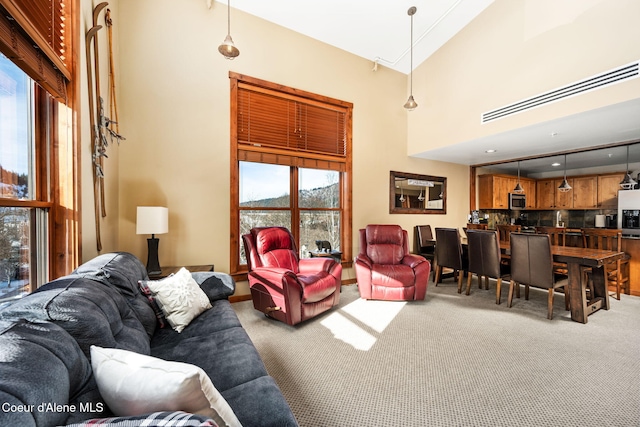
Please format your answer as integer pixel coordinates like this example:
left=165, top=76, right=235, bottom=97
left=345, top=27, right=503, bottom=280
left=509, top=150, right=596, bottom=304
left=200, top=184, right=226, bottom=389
left=509, top=193, right=526, bottom=210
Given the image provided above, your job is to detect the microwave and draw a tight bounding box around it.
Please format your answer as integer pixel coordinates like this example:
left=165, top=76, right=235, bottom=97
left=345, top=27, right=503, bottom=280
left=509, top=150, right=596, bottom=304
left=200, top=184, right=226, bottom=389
left=509, top=193, right=526, bottom=210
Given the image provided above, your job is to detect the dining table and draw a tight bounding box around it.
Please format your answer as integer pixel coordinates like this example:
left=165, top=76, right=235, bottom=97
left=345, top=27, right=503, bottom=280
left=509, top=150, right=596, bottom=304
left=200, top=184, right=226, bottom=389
left=459, top=237, right=624, bottom=323
left=547, top=245, right=623, bottom=323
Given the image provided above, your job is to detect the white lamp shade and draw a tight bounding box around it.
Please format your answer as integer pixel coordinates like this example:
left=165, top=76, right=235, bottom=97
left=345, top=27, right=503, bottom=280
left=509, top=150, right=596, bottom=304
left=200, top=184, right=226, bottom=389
left=136, top=207, right=169, bottom=235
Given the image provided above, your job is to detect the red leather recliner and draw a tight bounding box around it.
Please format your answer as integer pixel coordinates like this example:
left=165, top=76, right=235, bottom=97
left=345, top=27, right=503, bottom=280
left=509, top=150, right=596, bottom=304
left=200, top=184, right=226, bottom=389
left=242, top=227, right=342, bottom=326
left=354, top=224, right=430, bottom=301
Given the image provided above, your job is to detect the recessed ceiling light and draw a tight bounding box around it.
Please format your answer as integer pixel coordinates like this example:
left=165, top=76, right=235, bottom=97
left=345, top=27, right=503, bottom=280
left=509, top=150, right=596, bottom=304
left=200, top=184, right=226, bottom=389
left=485, top=149, right=497, bottom=153
left=551, top=162, right=561, bottom=167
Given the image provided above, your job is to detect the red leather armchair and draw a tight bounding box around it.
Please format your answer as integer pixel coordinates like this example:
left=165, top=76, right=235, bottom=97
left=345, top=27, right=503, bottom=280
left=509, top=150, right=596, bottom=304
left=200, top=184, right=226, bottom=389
left=354, top=224, right=431, bottom=301
left=242, top=227, right=342, bottom=326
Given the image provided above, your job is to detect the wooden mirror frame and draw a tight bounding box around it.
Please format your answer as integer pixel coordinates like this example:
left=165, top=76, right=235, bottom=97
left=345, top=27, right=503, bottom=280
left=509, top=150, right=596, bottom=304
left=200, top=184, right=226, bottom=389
left=389, top=171, right=447, bottom=214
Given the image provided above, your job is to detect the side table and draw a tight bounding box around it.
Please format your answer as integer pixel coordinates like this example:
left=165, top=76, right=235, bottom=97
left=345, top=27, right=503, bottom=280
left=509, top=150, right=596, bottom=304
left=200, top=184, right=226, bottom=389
left=148, top=264, right=214, bottom=280
left=309, top=250, right=342, bottom=262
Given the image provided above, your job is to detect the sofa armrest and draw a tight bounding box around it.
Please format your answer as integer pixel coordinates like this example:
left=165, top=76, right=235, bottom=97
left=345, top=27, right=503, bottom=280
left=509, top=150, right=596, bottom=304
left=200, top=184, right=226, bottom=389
left=192, top=272, right=235, bottom=301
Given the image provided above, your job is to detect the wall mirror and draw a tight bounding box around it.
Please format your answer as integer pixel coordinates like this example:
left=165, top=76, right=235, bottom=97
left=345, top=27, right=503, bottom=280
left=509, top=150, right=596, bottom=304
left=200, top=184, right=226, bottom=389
left=390, top=171, right=447, bottom=214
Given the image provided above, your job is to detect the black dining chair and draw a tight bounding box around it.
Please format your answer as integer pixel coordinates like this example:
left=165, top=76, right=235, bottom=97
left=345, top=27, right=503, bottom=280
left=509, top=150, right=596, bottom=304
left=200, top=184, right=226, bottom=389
left=508, top=233, right=569, bottom=320
left=415, top=225, right=435, bottom=263
left=434, top=228, right=466, bottom=293
left=466, top=229, right=508, bottom=304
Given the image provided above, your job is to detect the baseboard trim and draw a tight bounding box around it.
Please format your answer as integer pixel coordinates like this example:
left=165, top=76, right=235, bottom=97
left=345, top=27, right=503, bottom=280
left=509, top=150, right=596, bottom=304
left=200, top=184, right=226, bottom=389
left=229, top=294, right=252, bottom=303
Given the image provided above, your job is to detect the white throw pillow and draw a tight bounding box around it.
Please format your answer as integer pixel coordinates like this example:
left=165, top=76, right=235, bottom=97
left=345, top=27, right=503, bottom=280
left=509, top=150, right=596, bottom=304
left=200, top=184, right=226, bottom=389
left=145, top=267, right=212, bottom=332
left=90, top=346, right=242, bottom=427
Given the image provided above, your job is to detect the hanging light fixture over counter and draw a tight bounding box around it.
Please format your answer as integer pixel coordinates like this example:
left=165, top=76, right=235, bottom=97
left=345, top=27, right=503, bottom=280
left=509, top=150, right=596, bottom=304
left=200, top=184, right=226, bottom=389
left=557, top=154, right=572, bottom=192
left=404, top=6, right=418, bottom=111
left=218, top=0, right=239, bottom=59
left=620, top=145, right=637, bottom=189
left=512, top=160, right=525, bottom=193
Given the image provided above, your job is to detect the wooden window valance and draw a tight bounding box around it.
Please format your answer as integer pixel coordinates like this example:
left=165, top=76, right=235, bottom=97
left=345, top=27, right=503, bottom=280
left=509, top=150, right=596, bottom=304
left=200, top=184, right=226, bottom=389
left=0, top=1, right=69, bottom=102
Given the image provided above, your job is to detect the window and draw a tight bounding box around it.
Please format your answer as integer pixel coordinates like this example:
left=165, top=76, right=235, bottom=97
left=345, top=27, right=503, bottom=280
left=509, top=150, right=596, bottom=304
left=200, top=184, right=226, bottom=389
left=230, top=73, right=353, bottom=276
left=0, top=54, right=48, bottom=302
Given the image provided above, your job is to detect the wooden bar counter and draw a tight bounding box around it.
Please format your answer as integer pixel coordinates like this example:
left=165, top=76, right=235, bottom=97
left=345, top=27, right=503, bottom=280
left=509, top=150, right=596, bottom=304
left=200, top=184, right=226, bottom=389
left=621, top=237, right=640, bottom=296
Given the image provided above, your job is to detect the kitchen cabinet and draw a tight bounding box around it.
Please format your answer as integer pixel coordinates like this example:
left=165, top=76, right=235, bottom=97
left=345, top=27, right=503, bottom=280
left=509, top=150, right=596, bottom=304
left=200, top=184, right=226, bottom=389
left=536, top=179, right=557, bottom=209
left=598, top=173, right=626, bottom=208
left=478, top=174, right=516, bottom=209
left=572, top=176, right=598, bottom=208
left=480, top=172, right=625, bottom=210
left=520, top=178, right=536, bottom=208
left=555, top=178, right=574, bottom=208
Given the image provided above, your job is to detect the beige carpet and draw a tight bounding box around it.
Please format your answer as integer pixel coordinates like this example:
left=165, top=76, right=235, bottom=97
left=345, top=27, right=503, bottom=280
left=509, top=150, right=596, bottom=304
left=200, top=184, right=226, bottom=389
left=233, top=280, right=640, bottom=427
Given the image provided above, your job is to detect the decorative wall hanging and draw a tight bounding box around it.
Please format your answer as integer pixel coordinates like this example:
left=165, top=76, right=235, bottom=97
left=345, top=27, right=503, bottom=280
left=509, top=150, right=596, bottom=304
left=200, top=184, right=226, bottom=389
left=85, top=2, right=125, bottom=251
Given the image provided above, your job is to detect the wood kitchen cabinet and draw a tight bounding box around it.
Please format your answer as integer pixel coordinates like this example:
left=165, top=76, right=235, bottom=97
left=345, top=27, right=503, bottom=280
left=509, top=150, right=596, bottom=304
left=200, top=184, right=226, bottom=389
left=598, top=173, right=626, bottom=208
left=478, top=174, right=516, bottom=209
left=520, top=178, right=536, bottom=208
left=572, top=176, right=598, bottom=208
left=479, top=172, right=625, bottom=210
left=536, top=179, right=557, bottom=209
left=555, top=178, right=574, bottom=208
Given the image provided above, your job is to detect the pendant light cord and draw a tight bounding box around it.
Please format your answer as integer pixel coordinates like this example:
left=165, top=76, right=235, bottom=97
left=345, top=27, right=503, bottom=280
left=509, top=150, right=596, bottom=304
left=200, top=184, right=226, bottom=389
left=409, top=11, right=413, bottom=94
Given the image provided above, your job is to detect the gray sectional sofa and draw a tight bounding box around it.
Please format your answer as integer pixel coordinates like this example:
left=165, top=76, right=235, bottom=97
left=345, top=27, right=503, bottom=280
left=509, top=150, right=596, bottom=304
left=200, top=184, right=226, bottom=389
left=0, top=252, right=298, bottom=427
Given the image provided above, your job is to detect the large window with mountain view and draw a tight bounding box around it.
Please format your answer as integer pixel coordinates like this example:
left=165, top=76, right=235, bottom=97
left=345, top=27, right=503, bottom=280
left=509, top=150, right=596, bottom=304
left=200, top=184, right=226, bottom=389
left=1, top=0, right=78, bottom=303
left=230, top=73, right=352, bottom=277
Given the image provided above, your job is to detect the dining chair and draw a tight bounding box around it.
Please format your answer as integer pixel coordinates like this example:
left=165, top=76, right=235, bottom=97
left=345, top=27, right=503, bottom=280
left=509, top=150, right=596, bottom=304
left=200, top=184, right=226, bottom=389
left=415, top=225, right=435, bottom=264
left=508, top=233, right=570, bottom=320
left=535, top=226, right=569, bottom=277
left=465, top=229, right=507, bottom=304
left=434, top=228, right=466, bottom=293
left=581, top=228, right=630, bottom=300
left=463, top=223, right=488, bottom=238
left=496, top=224, right=521, bottom=244
left=496, top=224, right=521, bottom=269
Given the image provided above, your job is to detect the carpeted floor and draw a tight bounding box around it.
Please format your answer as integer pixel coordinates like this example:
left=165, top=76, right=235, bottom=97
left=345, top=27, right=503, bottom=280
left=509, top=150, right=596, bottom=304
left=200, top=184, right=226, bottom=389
left=233, top=280, right=640, bottom=427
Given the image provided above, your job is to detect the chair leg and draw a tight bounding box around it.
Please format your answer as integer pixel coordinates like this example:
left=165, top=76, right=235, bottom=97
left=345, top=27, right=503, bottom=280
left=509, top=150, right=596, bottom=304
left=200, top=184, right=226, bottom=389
left=465, top=272, right=473, bottom=295
left=547, top=288, right=554, bottom=320
left=564, top=285, right=570, bottom=311
left=496, top=278, right=502, bottom=305
left=457, top=270, right=464, bottom=294
left=616, top=265, right=622, bottom=300
left=434, top=265, right=442, bottom=285
left=507, top=280, right=515, bottom=307
left=478, top=274, right=483, bottom=289
left=525, top=285, right=530, bottom=300
left=485, top=276, right=490, bottom=290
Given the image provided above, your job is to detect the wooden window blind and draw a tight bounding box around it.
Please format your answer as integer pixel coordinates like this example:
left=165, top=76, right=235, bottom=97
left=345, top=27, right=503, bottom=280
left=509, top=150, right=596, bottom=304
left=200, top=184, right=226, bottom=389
left=237, top=83, right=348, bottom=159
left=0, top=1, right=69, bottom=101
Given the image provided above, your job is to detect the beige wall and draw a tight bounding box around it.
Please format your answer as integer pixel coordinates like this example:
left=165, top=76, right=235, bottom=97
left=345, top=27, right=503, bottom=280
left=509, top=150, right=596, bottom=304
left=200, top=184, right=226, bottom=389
left=408, top=0, right=640, bottom=155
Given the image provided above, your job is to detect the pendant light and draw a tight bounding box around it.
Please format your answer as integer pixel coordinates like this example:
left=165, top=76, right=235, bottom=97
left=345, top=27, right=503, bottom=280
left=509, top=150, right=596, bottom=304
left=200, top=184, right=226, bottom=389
left=513, top=161, right=524, bottom=193
left=418, top=187, right=425, bottom=201
left=403, top=6, right=418, bottom=111
left=619, top=145, right=637, bottom=189
left=218, top=0, right=239, bottom=59
left=557, top=154, right=572, bottom=192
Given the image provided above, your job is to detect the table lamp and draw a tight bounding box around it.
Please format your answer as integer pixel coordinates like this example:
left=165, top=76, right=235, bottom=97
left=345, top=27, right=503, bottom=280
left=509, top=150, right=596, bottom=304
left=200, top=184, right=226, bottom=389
left=136, top=206, right=168, bottom=275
